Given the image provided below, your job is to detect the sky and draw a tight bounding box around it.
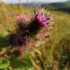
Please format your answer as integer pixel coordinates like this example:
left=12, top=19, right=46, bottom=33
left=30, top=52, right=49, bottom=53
left=1, top=0, right=68, bottom=3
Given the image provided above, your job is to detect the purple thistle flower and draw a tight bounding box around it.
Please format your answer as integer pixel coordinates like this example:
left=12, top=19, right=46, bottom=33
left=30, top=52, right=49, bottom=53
left=16, top=15, right=32, bottom=23
left=35, top=12, right=50, bottom=26
left=8, top=33, right=17, bottom=45
left=8, top=33, right=27, bottom=46
left=17, top=36, right=27, bottom=46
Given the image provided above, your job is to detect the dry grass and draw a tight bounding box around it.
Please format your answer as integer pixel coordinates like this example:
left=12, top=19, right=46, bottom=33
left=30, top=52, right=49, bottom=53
left=0, top=3, right=70, bottom=70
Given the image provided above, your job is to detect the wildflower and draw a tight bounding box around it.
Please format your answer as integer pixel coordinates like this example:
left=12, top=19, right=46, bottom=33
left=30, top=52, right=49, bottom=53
left=8, top=33, right=17, bottom=45
left=17, top=35, right=27, bottom=46
left=16, top=15, right=31, bottom=23
left=35, top=11, right=50, bottom=26
left=8, top=33, right=27, bottom=46
left=16, top=16, right=23, bottom=21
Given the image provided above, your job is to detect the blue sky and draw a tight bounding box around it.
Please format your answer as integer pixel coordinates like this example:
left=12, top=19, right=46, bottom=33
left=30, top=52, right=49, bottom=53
left=1, top=0, right=68, bottom=3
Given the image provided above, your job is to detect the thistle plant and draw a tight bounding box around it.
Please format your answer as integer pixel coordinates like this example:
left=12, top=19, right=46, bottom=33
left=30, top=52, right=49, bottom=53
left=7, top=8, right=52, bottom=58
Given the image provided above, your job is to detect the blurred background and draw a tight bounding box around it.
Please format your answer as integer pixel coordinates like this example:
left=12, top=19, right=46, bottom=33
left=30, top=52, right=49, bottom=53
left=0, top=0, right=70, bottom=13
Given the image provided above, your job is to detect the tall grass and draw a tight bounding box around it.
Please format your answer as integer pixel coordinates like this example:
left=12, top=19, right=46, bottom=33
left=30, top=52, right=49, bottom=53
left=0, top=2, right=70, bottom=70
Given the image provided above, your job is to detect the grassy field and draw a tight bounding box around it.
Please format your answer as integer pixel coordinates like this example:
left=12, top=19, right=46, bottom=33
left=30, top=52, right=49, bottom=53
left=0, top=3, right=70, bottom=70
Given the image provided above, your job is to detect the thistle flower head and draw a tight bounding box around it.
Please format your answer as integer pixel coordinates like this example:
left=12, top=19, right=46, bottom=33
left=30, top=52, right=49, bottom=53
left=16, top=15, right=31, bottom=23
left=17, top=35, right=27, bottom=46
left=35, top=9, right=50, bottom=26
left=8, top=33, right=27, bottom=46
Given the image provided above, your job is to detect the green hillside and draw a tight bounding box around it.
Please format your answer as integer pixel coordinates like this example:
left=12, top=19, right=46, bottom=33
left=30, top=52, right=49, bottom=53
left=42, top=1, right=70, bottom=13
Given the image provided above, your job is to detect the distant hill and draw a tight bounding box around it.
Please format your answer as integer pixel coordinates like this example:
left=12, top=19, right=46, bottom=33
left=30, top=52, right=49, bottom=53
left=42, top=1, right=70, bottom=13
left=0, top=1, right=70, bottom=13
left=16, top=1, right=70, bottom=13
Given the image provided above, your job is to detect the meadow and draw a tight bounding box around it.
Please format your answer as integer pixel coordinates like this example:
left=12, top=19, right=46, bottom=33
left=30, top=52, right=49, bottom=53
left=0, top=3, right=70, bottom=70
